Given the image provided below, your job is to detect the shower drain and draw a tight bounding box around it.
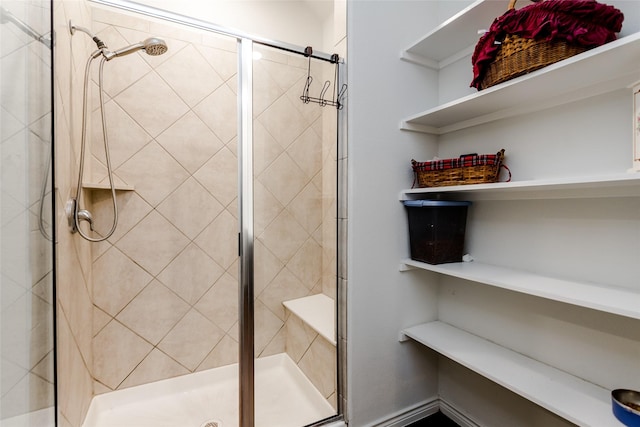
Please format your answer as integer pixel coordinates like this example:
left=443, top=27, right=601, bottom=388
left=200, top=420, right=221, bottom=427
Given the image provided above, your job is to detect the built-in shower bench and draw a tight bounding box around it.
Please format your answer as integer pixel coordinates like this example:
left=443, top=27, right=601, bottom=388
left=282, top=293, right=337, bottom=408
left=283, top=294, right=336, bottom=346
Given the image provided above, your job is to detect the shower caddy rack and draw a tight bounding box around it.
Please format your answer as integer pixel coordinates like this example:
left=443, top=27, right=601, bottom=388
left=396, top=1, right=640, bottom=426
left=300, top=46, right=347, bottom=110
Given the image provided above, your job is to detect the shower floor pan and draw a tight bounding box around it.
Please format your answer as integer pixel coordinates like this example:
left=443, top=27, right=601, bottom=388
left=83, top=353, right=335, bottom=427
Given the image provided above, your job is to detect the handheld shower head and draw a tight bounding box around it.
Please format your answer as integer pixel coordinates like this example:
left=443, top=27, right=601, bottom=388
left=142, top=38, right=168, bottom=56
left=103, top=37, right=167, bottom=61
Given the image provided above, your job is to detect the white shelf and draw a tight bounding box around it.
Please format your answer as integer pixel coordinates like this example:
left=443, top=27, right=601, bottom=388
left=401, top=0, right=510, bottom=69
left=400, top=259, right=640, bottom=321
left=400, top=173, right=640, bottom=200
left=400, top=33, right=640, bottom=135
left=400, top=321, right=617, bottom=427
left=283, top=294, right=336, bottom=346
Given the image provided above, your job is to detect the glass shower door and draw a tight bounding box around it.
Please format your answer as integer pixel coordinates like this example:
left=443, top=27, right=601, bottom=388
left=0, top=0, right=55, bottom=425
left=250, top=43, right=338, bottom=427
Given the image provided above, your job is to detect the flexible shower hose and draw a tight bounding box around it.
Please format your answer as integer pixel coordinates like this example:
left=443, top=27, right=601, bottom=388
left=72, top=50, right=118, bottom=242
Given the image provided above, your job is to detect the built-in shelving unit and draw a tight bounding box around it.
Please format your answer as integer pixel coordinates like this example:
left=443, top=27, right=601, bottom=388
left=400, top=259, right=640, bottom=320
left=400, top=173, right=640, bottom=201
left=397, top=0, right=640, bottom=424
left=400, top=0, right=509, bottom=69
left=400, top=322, right=617, bottom=427
left=399, top=0, right=640, bottom=135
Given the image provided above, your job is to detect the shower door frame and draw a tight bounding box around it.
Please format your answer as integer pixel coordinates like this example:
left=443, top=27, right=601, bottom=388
left=238, top=38, right=255, bottom=427
left=88, top=2, right=346, bottom=427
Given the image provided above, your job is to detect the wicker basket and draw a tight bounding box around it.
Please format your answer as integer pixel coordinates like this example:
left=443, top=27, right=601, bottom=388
left=477, top=0, right=591, bottom=90
left=412, top=149, right=507, bottom=188
left=478, top=34, right=588, bottom=90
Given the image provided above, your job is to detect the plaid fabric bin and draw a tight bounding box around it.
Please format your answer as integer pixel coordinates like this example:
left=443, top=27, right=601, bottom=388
left=411, top=149, right=508, bottom=188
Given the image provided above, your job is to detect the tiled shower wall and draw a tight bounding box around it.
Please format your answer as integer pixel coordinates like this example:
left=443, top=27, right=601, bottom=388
left=285, top=312, right=337, bottom=407
left=53, top=0, right=96, bottom=426
left=84, top=5, right=338, bottom=397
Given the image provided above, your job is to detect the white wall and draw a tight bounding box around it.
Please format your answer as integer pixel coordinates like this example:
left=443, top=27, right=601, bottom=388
left=124, top=0, right=333, bottom=52
left=346, top=2, right=443, bottom=425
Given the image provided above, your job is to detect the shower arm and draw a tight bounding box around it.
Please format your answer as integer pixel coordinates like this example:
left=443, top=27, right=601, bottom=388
left=69, top=20, right=107, bottom=50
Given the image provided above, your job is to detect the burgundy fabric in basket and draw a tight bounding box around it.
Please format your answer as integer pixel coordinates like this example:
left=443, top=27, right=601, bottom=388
left=412, top=153, right=501, bottom=172
left=471, top=0, right=624, bottom=89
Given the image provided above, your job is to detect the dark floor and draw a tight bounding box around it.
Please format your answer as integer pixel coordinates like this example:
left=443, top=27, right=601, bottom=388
left=407, top=411, right=460, bottom=427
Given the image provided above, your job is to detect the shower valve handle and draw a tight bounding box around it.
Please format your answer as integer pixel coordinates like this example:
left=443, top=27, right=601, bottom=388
left=77, top=209, right=94, bottom=231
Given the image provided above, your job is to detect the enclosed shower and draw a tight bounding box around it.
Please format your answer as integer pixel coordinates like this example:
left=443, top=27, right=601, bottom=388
left=53, top=0, right=346, bottom=426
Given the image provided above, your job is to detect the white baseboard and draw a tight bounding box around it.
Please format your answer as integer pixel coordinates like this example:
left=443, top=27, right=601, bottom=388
left=362, top=397, right=481, bottom=427
left=365, top=398, right=439, bottom=427
left=439, top=399, right=483, bottom=427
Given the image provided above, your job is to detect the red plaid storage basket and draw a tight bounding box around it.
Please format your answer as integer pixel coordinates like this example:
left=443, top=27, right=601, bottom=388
left=411, top=149, right=509, bottom=188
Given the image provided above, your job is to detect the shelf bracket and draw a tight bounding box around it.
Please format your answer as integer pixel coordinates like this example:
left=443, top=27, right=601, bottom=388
left=399, top=121, right=440, bottom=135
left=399, top=262, right=417, bottom=272
left=398, top=330, right=412, bottom=342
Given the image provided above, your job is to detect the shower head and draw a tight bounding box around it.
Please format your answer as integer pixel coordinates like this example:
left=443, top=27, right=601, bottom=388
left=142, top=38, right=168, bottom=56
left=103, top=37, right=167, bottom=61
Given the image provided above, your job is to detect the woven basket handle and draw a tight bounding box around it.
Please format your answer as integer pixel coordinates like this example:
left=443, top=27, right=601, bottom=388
left=507, top=0, right=542, bottom=11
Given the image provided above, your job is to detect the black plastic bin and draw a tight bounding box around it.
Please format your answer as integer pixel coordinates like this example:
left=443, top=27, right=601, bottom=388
left=403, top=200, right=471, bottom=264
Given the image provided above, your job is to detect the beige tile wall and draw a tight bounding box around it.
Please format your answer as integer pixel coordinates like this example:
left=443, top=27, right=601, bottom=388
left=280, top=40, right=343, bottom=411
left=85, top=6, right=338, bottom=396
left=284, top=313, right=337, bottom=409
left=87, top=11, right=239, bottom=392
left=54, top=0, right=96, bottom=426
